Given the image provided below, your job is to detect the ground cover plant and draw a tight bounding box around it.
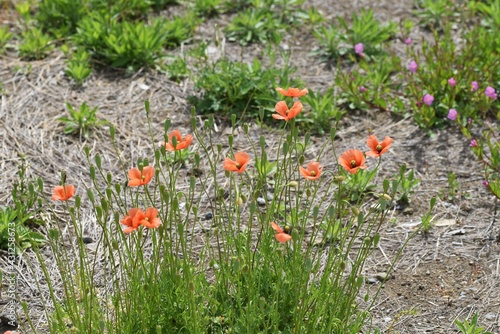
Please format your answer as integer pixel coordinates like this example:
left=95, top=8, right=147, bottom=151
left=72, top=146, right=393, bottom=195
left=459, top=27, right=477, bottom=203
left=1, top=0, right=499, bottom=333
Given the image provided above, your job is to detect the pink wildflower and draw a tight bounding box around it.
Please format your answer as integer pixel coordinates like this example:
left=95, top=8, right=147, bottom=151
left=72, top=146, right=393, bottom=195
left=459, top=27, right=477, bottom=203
left=354, top=43, right=364, bottom=56
left=408, top=61, right=418, bottom=73
left=405, top=37, right=412, bottom=45
left=485, top=86, right=497, bottom=100
left=448, top=78, right=456, bottom=87
left=471, top=81, right=478, bottom=92
left=470, top=139, right=477, bottom=147
left=447, top=109, right=457, bottom=121
left=422, top=94, right=434, bottom=106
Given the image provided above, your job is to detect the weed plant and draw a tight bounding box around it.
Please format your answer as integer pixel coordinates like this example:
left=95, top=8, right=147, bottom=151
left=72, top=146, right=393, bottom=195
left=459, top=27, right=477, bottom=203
left=188, top=57, right=302, bottom=124
left=224, top=0, right=310, bottom=45
left=0, top=26, right=13, bottom=54
left=58, top=102, right=108, bottom=139
left=313, top=9, right=397, bottom=61
left=23, top=93, right=424, bottom=333
left=0, top=160, right=45, bottom=254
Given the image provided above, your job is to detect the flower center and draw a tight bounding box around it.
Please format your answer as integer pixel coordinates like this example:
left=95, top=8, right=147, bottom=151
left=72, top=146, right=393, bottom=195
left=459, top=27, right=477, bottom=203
left=141, top=175, right=146, bottom=180
left=235, top=163, right=241, bottom=168
left=145, top=217, right=149, bottom=221
left=350, top=160, right=357, bottom=168
left=309, top=171, right=316, bottom=176
left=376, top=144, right=383, bottom=153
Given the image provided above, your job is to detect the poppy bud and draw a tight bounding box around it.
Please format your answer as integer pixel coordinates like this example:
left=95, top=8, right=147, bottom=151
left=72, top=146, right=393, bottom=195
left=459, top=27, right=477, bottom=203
left=334, top=175, right=345, bottom=184
left=306, top=188, right=312, bottom=197
left=240, top=193, right=247, bottom=202
left=364, top=237, right=372, bottom=246
left=213, top=227, right=219, bottom=237
left=259, top=297, right=266, bottom=309
left=340, top=261, right=346, bottom=271
left=236, top=197, right=243, bottom=207
left=288, top=181, right=298, bottom=188
left=379, top=193, right=392, bottom=201
left=352, top=207, right=360, bottom=216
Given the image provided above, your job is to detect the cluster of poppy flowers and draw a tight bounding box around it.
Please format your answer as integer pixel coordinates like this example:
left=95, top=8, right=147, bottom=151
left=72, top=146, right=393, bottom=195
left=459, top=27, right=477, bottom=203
left=121, top=130, right=194, bottom=233
left=232, top=87, right=394, bottom=243
left=52, top=87, right=394, bottom=244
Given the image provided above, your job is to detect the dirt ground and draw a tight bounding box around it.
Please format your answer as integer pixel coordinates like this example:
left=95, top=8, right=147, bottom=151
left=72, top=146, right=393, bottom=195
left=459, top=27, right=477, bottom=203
left=1, top=0, right=500, bottom=333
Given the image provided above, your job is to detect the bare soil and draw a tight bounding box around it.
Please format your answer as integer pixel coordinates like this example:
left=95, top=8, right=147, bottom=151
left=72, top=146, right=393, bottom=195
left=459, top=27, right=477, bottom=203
left=1, top=1, right=499, bottom=333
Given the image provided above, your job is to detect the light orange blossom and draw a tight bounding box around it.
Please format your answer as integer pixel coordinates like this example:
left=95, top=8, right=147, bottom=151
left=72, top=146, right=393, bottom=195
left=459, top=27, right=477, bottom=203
left=127, top=166, right=154, bottom=187
left=271, top=222, right=292, bottom=243
left=121, top=207, right=161, bottom=234
left=276, top=87, right=309, bottom=98
left=366, top=135, right=393, bottom=158
left=223, top=152, right=250, bottom=174
left=272, top=100, right=303, bottom=121
left=52, top=184, right=75, bottom=201
left=165, top=129, right=193, bottom=151
left=299, top=161, right=323, bottom=180
left=338, top=149, right=367, bottom=174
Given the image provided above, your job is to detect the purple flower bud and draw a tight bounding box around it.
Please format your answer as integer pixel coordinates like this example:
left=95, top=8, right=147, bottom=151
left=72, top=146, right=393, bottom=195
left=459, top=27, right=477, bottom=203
left=423, top=94, right=434, bottom=106
left=482, top=180, right=489, bottom=187
left=468, top=118, right=472, bottom=125
left=469, top=139, right=477, bottom=147
left=405, top=37, right=412, bottom=45
left=354, top=43, right=364, bottom=55
left=485, top=86, right=498, bottom=100
left=408, top=61, right=418, bottom=73
left=447, top=109, right=457, bottom=121
left=359, top=86, right=367, bottom=92
left=471, top=81, right=478, bottom=92
left=448, top=78, right=456, bottom=87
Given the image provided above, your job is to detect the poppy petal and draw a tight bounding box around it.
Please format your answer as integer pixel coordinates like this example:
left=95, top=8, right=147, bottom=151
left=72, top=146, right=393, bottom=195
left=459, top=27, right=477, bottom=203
left=274, top=101, right=289, bottom=117
left=275, top=233, right=292, bottom=243
left=271, top=222, right=283, bottom=233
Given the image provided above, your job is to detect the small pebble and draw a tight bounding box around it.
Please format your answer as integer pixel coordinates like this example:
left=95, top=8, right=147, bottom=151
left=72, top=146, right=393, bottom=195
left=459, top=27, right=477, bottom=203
left=257, top=197, right=266, bottom=206
left=403, top=207, right=414, bottom=215
left=375, top=272, right=391, bottom=282
left=82, top=237, right=93, bottom=244
left=204, top=212, right=213, bottom=220
left=485, top=313, right=496, bottom=320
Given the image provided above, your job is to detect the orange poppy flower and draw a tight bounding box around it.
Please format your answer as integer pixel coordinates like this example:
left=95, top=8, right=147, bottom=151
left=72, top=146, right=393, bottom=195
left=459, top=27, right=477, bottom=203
left=299, top=161, right=323, bottom=180
left=338, top=149, right=367, bottom=174
left=121, top=207, right=161, bottom=234
left=128, top=166, right=155, bottom=187
left=366, top=135, right=393, bottom=158
left=52, top=184, right=75, bottom=201
left=223, top=152, right=250, bottom=174
left=271, top=222, right=292, bottom=243
left=165, top=129, right=193, bottom=151
left=272, top=101, right=303, bottom=121
left=276, top=87, right=309, bottom=98
left=121, top=208, right=142, bottom=234
left=134, top=207, right=161, bottom=229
